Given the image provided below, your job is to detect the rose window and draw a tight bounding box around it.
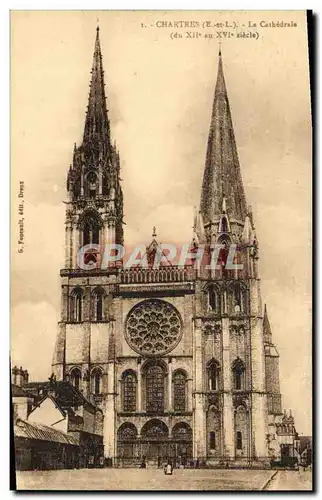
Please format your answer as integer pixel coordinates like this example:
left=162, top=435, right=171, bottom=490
left=125, top=299, right=182, bottom=356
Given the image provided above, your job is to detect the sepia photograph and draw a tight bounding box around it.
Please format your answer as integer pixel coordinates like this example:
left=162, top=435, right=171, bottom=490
left=10, top=10, right=312, bottom=491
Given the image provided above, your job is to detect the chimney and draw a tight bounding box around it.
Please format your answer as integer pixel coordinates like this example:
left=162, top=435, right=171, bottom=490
left=11, top=365, right=18, bottom=385
left=16, top=366, right=24, bottom=387
left=23, top=370, right=29, bottom=385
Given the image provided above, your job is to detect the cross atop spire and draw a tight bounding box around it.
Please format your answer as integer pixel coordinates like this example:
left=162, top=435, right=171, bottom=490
left=83, top=27, right=111, bottom=148
left=199, top=51, right=247, bottom=227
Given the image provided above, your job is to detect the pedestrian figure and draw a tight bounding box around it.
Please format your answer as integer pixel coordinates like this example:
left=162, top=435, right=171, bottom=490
left=164, top=459, right=173, bottom=475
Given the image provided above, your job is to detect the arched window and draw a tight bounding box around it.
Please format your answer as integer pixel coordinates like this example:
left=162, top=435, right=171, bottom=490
left=221, top=216, right=228, bottom=233
left=70, top=368, right=82, bottom=392
left=217, top=239, right=230, bottom=279
left=232, top=359, right=245, bottom=391
left=141, top=419, right=169, bottom=440
left=92, top=289, right=104, bottom=321
left=118, top=423, right=138, bottom=441
left=122, top=371, right=137, bottom=412
left=146, top=364, right=165, bottom=413
left=209, top=431, right=216, bottom=450
left=236, top=431, right=242, bottom=450
left=91, top=368, right=103, bottom=395
left=83, top=213, right=100, bottom=246
left=208, top=286, right=220, bottom=312
left=207, top=359, right=220, bottom=391
left=70, top=288, right=83, bottom=322
left=233, top=284, right=243, bottom=313
left=102, top=173, right=108, bottom=196
left=117, top=423, right=138, bottom=459
left=173, top=371, right=186, bottom=412
left=85, top=171, right=98, bottom=199
left=172, top=422, right=192, bottom=441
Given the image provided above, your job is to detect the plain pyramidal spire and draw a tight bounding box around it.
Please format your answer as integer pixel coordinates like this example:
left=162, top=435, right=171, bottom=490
left=199, top=49, right=247, bottom=226
left=263, top=304, right=273, bottom=340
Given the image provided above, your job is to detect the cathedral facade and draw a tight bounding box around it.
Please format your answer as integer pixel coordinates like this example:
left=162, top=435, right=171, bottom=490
left=52, top=27, right=296, bottom=465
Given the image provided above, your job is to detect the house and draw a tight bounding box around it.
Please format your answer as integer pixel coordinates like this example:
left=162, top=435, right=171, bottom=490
left=14, top=418, right=79, bottom=471
left=298, top=436, right=312, bottom=466
left=12, top=367, right=104, bottom=470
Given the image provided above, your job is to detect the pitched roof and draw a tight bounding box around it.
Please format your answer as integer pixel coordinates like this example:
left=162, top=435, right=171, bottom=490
left=24, top=380, right=96, bottom=410
left=14, top=419, right=78, bottom=446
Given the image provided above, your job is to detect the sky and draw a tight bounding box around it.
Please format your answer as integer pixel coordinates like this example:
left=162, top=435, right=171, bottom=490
left=11, top=11, right=311, bottom=434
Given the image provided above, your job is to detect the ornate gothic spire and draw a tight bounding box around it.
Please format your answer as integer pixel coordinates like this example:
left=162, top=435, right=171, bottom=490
left=83, top=26, right=111, bottom=149
left=200, top=50, right=247, bottom=226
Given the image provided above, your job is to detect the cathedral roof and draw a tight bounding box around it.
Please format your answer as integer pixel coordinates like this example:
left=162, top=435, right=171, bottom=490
left=200, top=50, right=247, bottom=225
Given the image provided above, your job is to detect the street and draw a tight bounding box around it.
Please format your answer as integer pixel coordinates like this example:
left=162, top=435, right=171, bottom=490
left=15, top=467, right=312, bottom=491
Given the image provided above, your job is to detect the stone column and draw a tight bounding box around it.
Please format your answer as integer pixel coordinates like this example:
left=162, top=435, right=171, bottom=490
left=187, top=378, right=193, bottom=412
left=61, top=285, right=69, bottom=322
left=72, top=227, right=79, bottom=269
left=193, top=319, right=206, bottom=458
left=118, top=378, right=122, bottom=412
left=104, top=322, right=116, bottom=461
left=137, top=360, right=142, bottom=412
left=223, top=291, right=227, bottom=314
left=65, top=225, right=72, bottom=269
left=98, top=170, right=103, bottom=195
left=83, top=287, right=91, bottom=322
left=104, top=361, right=116, bottom=460
left=168, top=358, right=172, bottom=411
left=80, top=166, right=84, bottom=196
left=250, top=278, right=268, bottom=460
left=222, top=317, right=234, bottom=458
left=108, top=219, right=116, bottom=247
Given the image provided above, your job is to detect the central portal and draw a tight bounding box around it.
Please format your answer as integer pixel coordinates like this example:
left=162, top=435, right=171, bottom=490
left=141, top=420, right=169, bottom=461
left=117, top=420, right=193, bottom=466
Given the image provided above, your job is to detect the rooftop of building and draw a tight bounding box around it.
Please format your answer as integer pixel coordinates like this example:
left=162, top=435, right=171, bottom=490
left=24, top=379, right=97, bottom=411
left=14, top=418, right=79, bottom=446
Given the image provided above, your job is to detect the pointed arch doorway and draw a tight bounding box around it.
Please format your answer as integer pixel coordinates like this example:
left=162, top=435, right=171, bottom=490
left=171, top=422, right=193, bottom=466
left=141, top=419, right=169, bottom=462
